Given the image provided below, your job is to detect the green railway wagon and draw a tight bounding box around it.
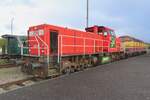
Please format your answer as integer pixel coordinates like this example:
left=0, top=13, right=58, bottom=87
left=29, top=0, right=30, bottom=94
left=2, top=35, right=28, bottom=58
left=0, top=38, right=6, bottom=55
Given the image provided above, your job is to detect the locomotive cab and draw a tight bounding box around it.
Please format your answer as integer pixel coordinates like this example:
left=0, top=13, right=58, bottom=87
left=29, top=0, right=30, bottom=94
left=85, top=25, right=116, bottom=37
left=86, top=26, right=117, bottom=52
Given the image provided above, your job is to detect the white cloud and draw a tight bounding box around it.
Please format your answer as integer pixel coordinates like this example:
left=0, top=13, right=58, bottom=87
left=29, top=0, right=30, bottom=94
left=0, top=0, right=149, bottom=42
left=0, top=0, right=86, bottom=36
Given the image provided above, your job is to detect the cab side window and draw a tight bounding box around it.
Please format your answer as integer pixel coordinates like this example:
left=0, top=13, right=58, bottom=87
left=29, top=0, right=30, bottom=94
left=104, top=32, right=108, bottom=36
left=98, top=32, right=103, bottom=35
left=110, top=31, right=116, bottom=37
left=98, top=29, right=103, bottom=35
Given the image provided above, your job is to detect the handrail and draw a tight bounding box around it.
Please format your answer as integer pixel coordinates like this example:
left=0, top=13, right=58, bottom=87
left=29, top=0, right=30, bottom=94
left=35, top=34, right=50, bottom=67
left=16, top=36, right=24, bottom=56
left=34, top=35, right=40, bottom=56
left=22, top=34, right=50, bottom=66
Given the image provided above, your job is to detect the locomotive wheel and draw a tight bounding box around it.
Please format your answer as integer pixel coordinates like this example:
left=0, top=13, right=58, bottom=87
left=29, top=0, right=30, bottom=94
left=74, top=66, right=78, bottom=72
left=27, top=63, right=33, bottom=75
left=80, top=65, right=84, bottom=71
left=21, top=64, right=26, bottom=73
left=84, top=64, right=88, bottom=69
left=66, top=67, right=71, bottom=74
left=33, top=67, right=47, bottom=78
left=62, top=67, right=71, bottom=75
left=70, top=67, right=75, bottom=73
left=21, top=62, right=33, bottom=75
left=76, top=65, right=81, bottom=71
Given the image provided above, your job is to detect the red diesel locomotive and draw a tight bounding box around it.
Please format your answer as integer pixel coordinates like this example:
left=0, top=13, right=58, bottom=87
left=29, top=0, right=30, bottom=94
left=22, top=24, right=123, bottom=77
left=28, top=24, right=122, bottom=56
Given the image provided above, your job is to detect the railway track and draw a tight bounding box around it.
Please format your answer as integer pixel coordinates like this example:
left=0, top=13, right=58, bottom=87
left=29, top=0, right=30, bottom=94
left=0, top=64, right=98, bottom=94
left=0, top=62, right=112, bottom=94
left=0, top=73, right=60, bottom=94
left=0, top=54, right=147, bottom=94
left=0, top=64, right=18, bottom=69
left=0, top=77, right=38, bottom=94
left=0, top=57, right=133, bottom=94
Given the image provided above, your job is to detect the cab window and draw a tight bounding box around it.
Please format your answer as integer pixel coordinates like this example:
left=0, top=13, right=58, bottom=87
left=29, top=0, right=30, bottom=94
left=104, top=32, right=108, bottom=36
left=98, top=29, right=103, bottom=35
left=110, top=31, right=116, bottom=37
left=98, top=32, right=103, bottom=35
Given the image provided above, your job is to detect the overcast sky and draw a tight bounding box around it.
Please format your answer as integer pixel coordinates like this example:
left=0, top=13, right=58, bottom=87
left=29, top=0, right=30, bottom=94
left=0, top=0, right=150, bottom=42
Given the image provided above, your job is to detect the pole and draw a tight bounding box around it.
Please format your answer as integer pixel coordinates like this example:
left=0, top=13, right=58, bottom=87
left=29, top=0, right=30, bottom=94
left=11, top=18, right=14, bottom=35
left=86, top=0, right=89, bottom=28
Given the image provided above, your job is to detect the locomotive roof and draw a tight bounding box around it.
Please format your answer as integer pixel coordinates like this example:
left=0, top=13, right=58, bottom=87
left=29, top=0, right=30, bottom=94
left=29, top=24, right=85, bottom=32
left=29, top=24, right=114, bottom=33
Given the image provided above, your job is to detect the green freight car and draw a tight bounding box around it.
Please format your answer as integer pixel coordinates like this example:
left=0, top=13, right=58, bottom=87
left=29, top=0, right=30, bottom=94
left=2, top=34, right=28, bottom=58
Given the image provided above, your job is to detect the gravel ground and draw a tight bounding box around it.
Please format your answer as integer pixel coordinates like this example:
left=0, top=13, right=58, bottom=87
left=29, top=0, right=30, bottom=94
left=0, top=54, right=150, bottom=100
left=0, top=67, right=30, bottom=85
